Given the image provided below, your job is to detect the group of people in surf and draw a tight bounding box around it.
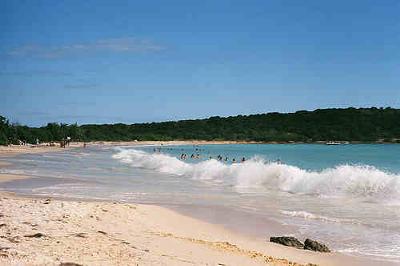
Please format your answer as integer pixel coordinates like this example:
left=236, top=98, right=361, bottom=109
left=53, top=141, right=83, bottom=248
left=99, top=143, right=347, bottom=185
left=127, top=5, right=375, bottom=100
left=179, top=152, right=246, bottom=163
left=180, top=153, right=200, bottom=160
left=152, top=146, right=247, bottom=164
left=152, top=146, right=284, bottom=165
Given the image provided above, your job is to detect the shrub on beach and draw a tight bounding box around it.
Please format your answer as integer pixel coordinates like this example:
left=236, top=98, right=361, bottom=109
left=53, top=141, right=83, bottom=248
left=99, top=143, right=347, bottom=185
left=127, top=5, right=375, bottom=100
left=0, top=116, right=10, bottom=145
left=0, top=132, right=7, bottom=145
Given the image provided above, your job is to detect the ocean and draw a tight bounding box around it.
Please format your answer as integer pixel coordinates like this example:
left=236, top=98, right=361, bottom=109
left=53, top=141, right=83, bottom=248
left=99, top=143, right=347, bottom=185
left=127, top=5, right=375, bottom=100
left=1, top=143, right=399, bottom=263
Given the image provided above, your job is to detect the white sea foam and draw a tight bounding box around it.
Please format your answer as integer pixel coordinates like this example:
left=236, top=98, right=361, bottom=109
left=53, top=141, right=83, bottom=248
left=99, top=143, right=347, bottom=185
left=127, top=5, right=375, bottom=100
left=0, top=168, right=36, bottom=175
left=280, top=210, right=360, bottom=224
left=112, top=148, right=400, bottom=202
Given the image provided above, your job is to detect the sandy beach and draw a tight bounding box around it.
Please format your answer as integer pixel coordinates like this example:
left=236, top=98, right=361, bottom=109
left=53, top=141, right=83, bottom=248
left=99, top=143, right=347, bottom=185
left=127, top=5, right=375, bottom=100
left=0, top=191, right=372, bottom=266
left=0, top=143, right=84, bottom=157
left=0, top=144, right=384, bottom=266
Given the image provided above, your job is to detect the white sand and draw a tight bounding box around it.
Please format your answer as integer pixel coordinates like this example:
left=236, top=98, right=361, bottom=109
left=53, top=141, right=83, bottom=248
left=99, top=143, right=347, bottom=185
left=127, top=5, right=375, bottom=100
left=0, top=192, right=376, bottom=266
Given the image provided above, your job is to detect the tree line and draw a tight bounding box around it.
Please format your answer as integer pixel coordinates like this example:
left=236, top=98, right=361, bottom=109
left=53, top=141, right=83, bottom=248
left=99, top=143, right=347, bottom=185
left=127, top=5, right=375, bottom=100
left=1, top=107, right=400, bottom=145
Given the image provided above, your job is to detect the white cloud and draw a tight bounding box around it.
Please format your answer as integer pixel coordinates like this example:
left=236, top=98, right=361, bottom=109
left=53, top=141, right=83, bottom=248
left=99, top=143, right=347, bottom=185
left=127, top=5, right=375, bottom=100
left=8, top=37, right=164, bottom=58
left=0, top=70, right=73, bottom=77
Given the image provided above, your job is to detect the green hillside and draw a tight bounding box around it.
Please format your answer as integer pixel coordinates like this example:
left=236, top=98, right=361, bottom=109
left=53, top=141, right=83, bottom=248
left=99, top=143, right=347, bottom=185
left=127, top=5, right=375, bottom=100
left=1, top=107, right=400, bottom=145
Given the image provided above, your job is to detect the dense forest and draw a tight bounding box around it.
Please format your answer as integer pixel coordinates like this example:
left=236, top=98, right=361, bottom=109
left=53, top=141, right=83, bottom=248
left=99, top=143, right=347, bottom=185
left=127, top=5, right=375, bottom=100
left=1, top=107, right=400, bottom=145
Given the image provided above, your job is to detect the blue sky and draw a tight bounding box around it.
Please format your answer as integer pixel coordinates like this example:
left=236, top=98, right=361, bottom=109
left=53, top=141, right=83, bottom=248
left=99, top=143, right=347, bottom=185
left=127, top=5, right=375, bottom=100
left=1, top=0, right=399, bottom=126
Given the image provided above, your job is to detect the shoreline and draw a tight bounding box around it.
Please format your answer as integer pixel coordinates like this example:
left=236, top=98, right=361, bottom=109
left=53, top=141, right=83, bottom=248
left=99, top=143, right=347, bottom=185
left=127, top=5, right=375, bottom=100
left=0, top=143, right=395, bottom=265
left=74, top=140, right=400, bottom=145
left=1, top=139, right=397, bottom=157
left=0, top=141, right=260, bottom=158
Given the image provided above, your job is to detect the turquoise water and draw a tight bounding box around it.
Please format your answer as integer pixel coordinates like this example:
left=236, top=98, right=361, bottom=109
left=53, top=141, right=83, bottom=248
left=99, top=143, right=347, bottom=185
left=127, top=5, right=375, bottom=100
left=1, top=143, right=399, bottom=263
left=140, top=143, right=400, bottom=172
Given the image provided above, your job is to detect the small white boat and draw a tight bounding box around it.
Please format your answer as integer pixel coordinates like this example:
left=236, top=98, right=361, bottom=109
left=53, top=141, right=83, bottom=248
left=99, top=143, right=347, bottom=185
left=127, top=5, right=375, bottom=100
left=325, top=141, right=342, bottom=145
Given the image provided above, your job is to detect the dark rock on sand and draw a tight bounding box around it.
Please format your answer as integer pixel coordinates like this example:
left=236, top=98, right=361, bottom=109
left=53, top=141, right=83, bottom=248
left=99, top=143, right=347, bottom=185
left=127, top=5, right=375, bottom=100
left=74, top=233, right=87, bottom=238
left=269, top=236, right=304, bottom=249
left=24, top=233, right=46, bottom=238
left=304, top=238, right=330, bottom=252
left=59, top=263, right=83, bottom=266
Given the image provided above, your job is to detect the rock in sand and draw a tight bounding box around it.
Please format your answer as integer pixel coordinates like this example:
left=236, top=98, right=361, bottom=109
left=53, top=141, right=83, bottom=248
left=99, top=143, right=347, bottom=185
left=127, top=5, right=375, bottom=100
left=304, top=238, right=330, bottom=252
left=269, top=236, right=304, bottom=249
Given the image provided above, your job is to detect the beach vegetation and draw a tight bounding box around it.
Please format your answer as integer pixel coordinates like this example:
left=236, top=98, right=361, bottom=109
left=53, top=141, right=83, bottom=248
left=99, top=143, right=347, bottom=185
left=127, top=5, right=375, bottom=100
left=0, top=107, right=400, bottom=144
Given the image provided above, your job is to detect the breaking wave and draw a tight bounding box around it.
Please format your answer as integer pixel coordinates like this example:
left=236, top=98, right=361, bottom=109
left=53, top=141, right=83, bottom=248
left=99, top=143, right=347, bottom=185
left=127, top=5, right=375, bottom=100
left=280, top=210, right=360, bottom=224
left=112, top=148, right=400, bottom=203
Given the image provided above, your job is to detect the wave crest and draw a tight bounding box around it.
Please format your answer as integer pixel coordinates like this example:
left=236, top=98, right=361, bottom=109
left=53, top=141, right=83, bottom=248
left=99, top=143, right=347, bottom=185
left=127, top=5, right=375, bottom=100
left=280, top=210, right=360, bottom=224
left=112, top=148, right=400, bottom=202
